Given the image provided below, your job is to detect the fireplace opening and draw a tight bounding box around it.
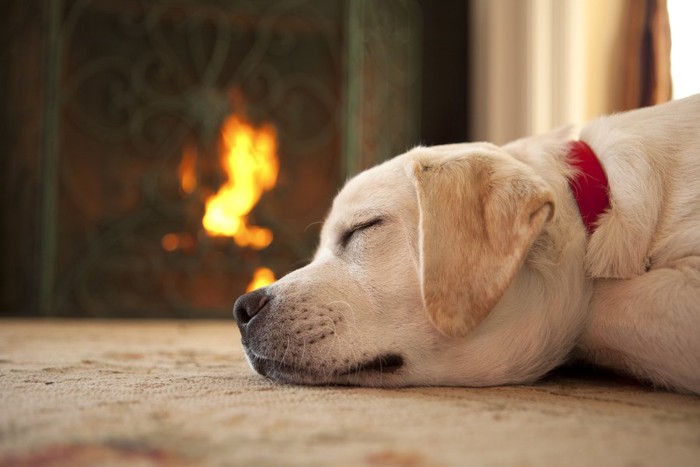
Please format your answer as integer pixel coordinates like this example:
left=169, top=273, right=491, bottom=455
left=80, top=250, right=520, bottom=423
left=2, top=0, right=429, bottom=318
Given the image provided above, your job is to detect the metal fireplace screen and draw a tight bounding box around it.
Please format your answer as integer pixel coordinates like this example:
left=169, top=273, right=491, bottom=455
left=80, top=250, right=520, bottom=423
left=3, top=0, right=420, bottom=317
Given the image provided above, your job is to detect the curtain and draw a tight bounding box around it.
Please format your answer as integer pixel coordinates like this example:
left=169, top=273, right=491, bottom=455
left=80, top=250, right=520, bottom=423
left=621, top=0, right=672, bottom=109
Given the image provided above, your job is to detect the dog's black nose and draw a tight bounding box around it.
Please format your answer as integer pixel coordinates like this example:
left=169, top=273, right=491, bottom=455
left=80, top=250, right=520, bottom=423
left=233, top=288, right=270, bottom=326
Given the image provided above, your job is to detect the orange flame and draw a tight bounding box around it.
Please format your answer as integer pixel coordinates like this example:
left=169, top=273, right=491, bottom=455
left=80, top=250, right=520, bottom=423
left=246, top=267, right=277, bottom=292
left=202, top=115, right=279, bottom=250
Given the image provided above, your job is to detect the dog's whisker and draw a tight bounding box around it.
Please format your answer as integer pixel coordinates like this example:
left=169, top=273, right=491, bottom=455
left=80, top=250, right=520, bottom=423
left=326, top=300, right=366, bottom=345
left=300, top=337, right=307, bottom=366
left=304, top=220, right=324, bottom=233
left=280, top=336, right=291, bottom=366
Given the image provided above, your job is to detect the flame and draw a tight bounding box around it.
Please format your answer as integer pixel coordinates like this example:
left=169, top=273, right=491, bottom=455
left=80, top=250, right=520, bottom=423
left=178, top=143, right=198, bottom=194
left=202, top=115, right=279, bottom=249
left=246, top=267, right=277, bottom=292
left=175, top=108, right=279, bottom=292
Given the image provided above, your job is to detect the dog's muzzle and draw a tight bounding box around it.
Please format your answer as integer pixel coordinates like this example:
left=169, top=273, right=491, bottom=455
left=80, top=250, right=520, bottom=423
left=233, top=287, right=406, bottom=385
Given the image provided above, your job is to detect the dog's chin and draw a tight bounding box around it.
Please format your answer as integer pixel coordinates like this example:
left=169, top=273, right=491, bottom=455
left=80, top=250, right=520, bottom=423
left=244, top=348, right=406, bottom=387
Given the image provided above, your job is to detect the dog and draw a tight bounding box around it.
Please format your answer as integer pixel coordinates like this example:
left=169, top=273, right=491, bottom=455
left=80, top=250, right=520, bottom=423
left=234, top=94, right=700, bottom=394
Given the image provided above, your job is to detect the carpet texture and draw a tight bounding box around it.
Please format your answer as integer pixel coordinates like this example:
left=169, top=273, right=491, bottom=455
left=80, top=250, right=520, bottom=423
left=1, top=319, right=699, bottom=466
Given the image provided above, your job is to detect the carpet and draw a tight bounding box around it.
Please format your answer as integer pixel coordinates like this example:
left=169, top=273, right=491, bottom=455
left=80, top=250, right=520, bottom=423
left=1, top=320, right=699, bottom=466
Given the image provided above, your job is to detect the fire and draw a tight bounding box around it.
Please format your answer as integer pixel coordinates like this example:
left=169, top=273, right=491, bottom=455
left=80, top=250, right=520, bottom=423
left=202, top=114, right=279, bottom=249
left=173, top=110, right=279, bottom=293
left=246, top=267, right=276, bottom=292
left=178, top=143, right=198, bottom=194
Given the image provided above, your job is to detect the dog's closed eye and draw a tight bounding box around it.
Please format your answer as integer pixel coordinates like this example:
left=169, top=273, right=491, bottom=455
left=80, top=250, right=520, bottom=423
left=339, top=217, right=383, bottom=249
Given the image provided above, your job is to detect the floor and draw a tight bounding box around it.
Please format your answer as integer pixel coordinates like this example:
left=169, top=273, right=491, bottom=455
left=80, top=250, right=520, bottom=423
left=1, top=320, right=699, bottom=466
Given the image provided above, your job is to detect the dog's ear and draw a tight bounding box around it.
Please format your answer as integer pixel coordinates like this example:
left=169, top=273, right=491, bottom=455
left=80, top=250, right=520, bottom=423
left=406, top=150, right=554, bottom=338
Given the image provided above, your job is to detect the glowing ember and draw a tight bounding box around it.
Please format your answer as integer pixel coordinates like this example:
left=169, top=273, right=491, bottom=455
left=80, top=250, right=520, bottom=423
left=161, top=232, right=196, bottom=254
left=246, top=267, right=276, bottom=292
left=178, top=143, right=198, bottom=194
left=202, top=115, right=279, bottom=250
left=161, top=233, right=180, bottom=252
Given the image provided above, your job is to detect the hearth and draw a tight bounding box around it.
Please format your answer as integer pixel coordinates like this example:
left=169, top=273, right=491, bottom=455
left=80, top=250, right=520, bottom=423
left=1, top=0, right=420, bottom=317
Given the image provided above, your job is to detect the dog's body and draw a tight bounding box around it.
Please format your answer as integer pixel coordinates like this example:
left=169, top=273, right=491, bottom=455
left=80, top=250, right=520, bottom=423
left=235, top=95, right=700, bottom=394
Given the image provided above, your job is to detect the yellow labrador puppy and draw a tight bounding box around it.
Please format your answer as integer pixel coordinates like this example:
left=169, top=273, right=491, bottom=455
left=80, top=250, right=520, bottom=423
left=235, top=95, right=700, bottom=394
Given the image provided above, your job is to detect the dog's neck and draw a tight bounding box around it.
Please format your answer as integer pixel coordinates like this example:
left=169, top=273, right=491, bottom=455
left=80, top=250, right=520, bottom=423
left=567, top=140, right=611, bottom=235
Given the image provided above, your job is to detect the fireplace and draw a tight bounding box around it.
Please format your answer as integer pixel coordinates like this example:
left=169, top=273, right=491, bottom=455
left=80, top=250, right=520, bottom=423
left=1, top=0, right=420, bottom=317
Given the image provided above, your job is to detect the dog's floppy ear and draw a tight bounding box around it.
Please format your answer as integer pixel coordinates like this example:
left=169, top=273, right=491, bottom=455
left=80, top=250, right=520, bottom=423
left=407, top=149, right=554, bottom=338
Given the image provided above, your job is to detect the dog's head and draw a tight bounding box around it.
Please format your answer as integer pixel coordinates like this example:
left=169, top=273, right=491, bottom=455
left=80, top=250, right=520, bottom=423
left=235, top=140, right=586, bottom=386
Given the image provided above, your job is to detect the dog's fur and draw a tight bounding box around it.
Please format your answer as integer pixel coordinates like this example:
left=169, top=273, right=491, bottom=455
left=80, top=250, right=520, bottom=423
left=235, top=95, right=700, bottom=394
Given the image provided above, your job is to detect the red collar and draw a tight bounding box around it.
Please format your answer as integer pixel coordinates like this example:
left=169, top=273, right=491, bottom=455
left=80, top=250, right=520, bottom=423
left=567, top=140, right=611, bottom=235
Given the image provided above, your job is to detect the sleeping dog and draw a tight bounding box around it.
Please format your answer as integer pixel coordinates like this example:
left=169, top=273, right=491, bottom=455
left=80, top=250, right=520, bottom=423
left=234, top=95, right=700, bottom=394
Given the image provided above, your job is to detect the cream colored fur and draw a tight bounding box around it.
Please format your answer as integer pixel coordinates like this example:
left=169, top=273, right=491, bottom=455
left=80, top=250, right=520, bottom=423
left=236, top=95, right=700, bottom=394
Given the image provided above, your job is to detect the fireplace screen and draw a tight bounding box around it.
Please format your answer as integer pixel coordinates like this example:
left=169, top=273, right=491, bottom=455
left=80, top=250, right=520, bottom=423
left=1, top=0, right=420, bottom=317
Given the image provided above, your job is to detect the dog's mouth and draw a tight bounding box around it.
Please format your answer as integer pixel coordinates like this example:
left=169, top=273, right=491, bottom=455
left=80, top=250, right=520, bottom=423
left=338, top=354, right=404, bottom=376
left=245, top=350, right=404, bottom=385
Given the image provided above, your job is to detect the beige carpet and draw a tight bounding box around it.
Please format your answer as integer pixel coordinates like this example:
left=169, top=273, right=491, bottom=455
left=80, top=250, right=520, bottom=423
left=1, top=320, right=699, bottom=467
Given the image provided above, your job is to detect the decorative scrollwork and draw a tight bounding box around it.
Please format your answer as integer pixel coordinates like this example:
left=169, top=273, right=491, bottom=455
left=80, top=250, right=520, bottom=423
left=47, top=0, right=419, bottom=317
